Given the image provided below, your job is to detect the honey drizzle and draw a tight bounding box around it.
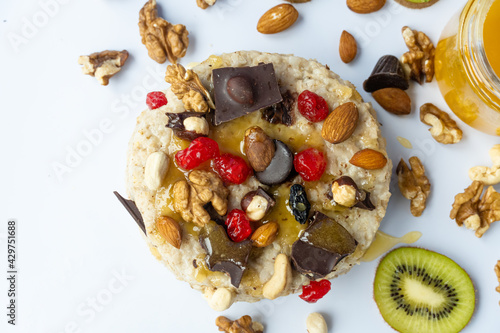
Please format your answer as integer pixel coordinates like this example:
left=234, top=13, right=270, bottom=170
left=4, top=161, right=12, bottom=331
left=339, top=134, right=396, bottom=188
left=361, top=230, right=422, bottom=262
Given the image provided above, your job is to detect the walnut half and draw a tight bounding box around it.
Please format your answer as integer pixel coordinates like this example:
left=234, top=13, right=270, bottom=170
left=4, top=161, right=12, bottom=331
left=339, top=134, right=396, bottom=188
left=397, top=156, right=431, bottom=217
left=469, top=144, right=500, bottom=185
left=197, top=0, right=217, bottom=9
left=401, top=26, right=435, bottom=84
left=495, top=260, right=500, bottom=305
left=420, top=103, right=462, bottom=144
left=78, top=50, right=129, bottom=86
left=216, top=315, right=264, bottom=333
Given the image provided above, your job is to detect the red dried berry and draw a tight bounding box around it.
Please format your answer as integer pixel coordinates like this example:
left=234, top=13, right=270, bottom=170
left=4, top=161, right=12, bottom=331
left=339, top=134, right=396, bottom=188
left=299, top=279, right=331, bottom=303
left=293, top=148, right=327, bottom=181
left=297, top=90, right=329, bottom=122
left=146, top=91, right=168, bottom=109
left=175, top=137, right=219, bottom=170
left=225, top=209, right=252, bottom=242
left=213, top=153, right=252, bottom=185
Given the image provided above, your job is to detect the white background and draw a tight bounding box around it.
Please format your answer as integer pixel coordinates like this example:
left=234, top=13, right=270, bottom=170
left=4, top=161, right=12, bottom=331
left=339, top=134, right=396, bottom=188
left=1, top=0, right=499, bottom=332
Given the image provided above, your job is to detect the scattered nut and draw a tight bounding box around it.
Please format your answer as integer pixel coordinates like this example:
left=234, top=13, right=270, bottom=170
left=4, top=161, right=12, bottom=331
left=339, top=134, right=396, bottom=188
left=241, top=187, right=276, bottom=221
left=156, top=216, right=182, bottom=249
left=495, top=260, right=500, bottom=305
left=197, top=0, right=216, bottom=9
left=78, top=50, right=129, bottom=86
left=372, top=88, right=411, bottom=115
left=339, top=30, right=357, bottom=63
left=469, top=144, right=500, bottom=185
left=321, top=102, right=359, bottom=144
left=262, top=253, right=292, bottom=300
left=139, top=0, right=189, bottom=64
left=397, top=157, right=431, bottom=217
left=244, top=127, right=276, bottom=172
left=173, top=170, right=229, bottom=226
left=347, top=0, right=386, bottom=14
left=165, top=64, right=215, bottom=113
left=206, top=287, right=235, bottom=312
left=401, top=26, right=435, bottom=83
left=306, top=312, right=328, bottom=333
left=144, top=151, right=169, bottom=190
left=251, top=222, right=279, bottom=248
left=216, top=315, right=264, bottom=333
left=420, top=103, right=462, bottom=144
left=349, top=148, right=388, bottom=170
left=257, top=4, right=299, bottom=34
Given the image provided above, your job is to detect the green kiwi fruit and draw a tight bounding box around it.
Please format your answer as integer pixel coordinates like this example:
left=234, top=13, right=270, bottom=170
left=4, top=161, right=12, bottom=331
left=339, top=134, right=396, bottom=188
left=394, top=0, right=440, bottom=9
left=374, top=247, right=475, bottom=333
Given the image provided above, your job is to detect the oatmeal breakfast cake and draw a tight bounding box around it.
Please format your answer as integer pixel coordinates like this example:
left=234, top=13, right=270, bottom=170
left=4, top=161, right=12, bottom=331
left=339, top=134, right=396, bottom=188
left=120, top=51, right=392, bottom=307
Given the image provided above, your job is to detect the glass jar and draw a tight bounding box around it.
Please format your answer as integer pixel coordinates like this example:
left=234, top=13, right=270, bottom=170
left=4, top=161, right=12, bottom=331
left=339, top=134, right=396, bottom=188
left=435, top=0, right=500, bottom=136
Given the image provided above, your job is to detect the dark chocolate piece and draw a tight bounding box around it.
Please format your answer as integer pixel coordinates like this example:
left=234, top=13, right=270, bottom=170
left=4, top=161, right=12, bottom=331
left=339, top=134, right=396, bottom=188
left=212, top=63, right=283, bottom=125
left=291, top=212, right=357, bottom=279
left=354, top=191, right=375, bottom=211
left=255, top=140, right=294, bottom=186
left=113, top=191, right=146, bottom=234
left=203, top=202, right=227, bottom=226
left=289, top=184, right=311, bottom=224
left=199, top=222, right=252, bottom=287
left=166, top=112, right=207, bottom=141
left=363, top=55, right=409, bottom=92
left=261, top=90, right=296, bottom=126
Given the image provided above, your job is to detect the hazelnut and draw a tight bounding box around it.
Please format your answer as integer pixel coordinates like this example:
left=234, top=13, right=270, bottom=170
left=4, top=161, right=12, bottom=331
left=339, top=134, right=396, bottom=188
left=241, top=187, right=276, bottom=221
left=331, top=176, right=360, bottom=208
left=244, top=126, right=275, bottom=172
left=183, top=116, right=209, bottom=135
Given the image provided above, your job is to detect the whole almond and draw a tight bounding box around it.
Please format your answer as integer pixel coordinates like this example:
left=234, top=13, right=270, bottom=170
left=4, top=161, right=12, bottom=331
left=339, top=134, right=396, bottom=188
left=251, top=221, right=279, bottom=248
left=347, top=0, right=386, bottom=14
left=349, top=149, right=388, bottom=170
left=257, top=4, right=299, bottom=34
left=372, top=88, right=411, bottom=115
left=339, top=30, right=357, bottom=64
left=244, top=126, right=275, bottom=172
left=156, top=216, right=182, bottom=249
left=321, top=102, right=359, bottom=144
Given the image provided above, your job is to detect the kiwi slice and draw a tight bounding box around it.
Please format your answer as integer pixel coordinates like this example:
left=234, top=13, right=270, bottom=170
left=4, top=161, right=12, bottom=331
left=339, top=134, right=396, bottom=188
left=374, top=247, right=475, bottom=333
left=394, top=0, right=440, bottom=9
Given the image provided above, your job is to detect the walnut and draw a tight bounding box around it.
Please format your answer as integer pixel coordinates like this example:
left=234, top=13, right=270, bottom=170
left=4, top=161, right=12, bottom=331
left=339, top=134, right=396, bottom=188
left=495, top=261, right=500, bottom=305
left=78, top=50, right=129, bottom=86
left=197, top=0, right=217, bottom=9
left=397, top=157, right=431, bottom=217
left=165, top=64, right=215, bottom=113
left=173, top=170, right=228, bottom=227
left=138, top=0, right=189, bottom=64
left=216, top=315, right=264, bottom=333
left=420, top=103, right=463, bottom=144
left=450, top=181, right=500, bottom=237
left=469, top=144, right=500, bottom=185
left=401, top=26, right=435, bottom=84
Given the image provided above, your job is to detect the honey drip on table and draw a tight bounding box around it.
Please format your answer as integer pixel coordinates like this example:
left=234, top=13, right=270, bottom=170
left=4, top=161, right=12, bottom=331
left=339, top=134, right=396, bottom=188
left=361, top=230, right=422, bottom=262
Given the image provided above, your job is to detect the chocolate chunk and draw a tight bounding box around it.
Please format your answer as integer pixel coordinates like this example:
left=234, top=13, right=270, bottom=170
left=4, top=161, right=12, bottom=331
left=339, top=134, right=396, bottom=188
left=363, top=55, right=409, bottom=92
left=212, top=63, right=283, bottom=125
left=255, top=140, right=294, bottom=186
left=354, top=191, right=375, bottom=211
left=113, top=191, right=146, bottom=234
left=261, top=90, right=296, bottom=126
left=199, top=222, right=252, bottom=287
left=166, top=112, right=207, bottom=141
left=203, top=202, right=227, bottom=226
left=289, top=184, right=311, bottom=224
left=291, top=212, right=357, bottom=279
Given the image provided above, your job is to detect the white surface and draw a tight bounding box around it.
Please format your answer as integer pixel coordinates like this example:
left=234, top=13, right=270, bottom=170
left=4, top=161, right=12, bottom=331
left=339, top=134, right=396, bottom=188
left=1, top=0, right=499, bottom=332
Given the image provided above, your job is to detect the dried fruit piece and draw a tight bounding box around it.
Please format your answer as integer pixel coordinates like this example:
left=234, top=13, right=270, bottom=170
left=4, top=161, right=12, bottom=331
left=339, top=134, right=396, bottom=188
left=397, top=157, right=430, bottom=217
left=349, top=149, right=387, bottom=170
left=339, top=30, right=357, bottom=63
left=251, top=222, right=279, bottom=248
left=299, top=280, right=331, bottom=303
left=78, top=50, right=129, bottom=86
left=255, top=140, right=294, bottom=186
left=294, top=148, right=327, bottom=181
left=363, top=55, right=409, bottom=92
left=257, top=4, right=299, bottom=34
left=244, top=126, right=276, bottom=172
left=156, top=216, right=182, bottom=249
left=372, top=88, right=411, bottom=115
left=225, top=209, right=252, bottom=242
left=289, top=184, right=311, bottom=224
left=297, top=90, right=329, bottom=122
left=213, top=153, right=252, bottom=185
left=262, top=90, right=296, bottom=126
left=175, top=137, right=219, bottom=170
left=420, top=103, right=462, bottom=144
left=241, top=187, right=276, bottom=221
left=321, top=102, right=359, bottom=144
left=146, top=91, right=168, bottom=109
left=347, top=0, right=386, bottom=14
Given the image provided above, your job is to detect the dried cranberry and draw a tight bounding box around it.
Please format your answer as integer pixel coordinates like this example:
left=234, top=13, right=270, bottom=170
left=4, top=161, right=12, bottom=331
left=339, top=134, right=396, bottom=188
left=225, top=209, right=252, bottom=242
left=175, top=137, right=219, bottom=170
left=213, top=153, right=252, bottom=185
left=299, top=279, right=331, bottom=303
left=297, top=90, right=329, bottom=122
left=293, top=148, right=327, bottom=181
left=146, top=91, right=168, bottom=109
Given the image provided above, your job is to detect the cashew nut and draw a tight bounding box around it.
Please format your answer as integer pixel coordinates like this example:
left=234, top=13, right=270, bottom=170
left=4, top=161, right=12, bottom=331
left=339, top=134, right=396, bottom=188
left=306, top=312, right=328, bottom=333
left=262, top=253, right=291, bottom=300
left=469, top=144, right=500, bottom=185
left=204, top=287, right=235, bottom=311
left=144, top=151, right=169, bottom=190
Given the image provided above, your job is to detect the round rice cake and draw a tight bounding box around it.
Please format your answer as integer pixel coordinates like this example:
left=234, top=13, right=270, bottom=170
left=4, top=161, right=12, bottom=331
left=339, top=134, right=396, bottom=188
left=125, top=51, right=392, bottom=305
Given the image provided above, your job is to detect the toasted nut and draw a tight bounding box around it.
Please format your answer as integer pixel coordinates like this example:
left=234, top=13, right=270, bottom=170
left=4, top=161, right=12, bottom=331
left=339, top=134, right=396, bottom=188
left=245, top=195, right=269, bottom=221
left=469, top=145, right=500, bottom=185
left=397, top=157, right=430, bottom=217
left=321, top=102, right=359, bottom=144
left=251, top=222, right=279, bottom=248
left=183, top=117, right=209, bottom=135
left=495, top=261, right=500, bottom=299
left=197, top=0, right=216, bottom=9
left=306, top=312, right=328, bottom=333
left=263, top=253, right=291, bottom=300
left=206, top=287, right=235, bottom=311
left=244, top=127, right=276, bottom=172
left=420, top=103, right=462, bottom=144
left=78, top=50, right=129, bottom=86
left=349, top=149, right=387, bottom=170
left=216, top=315, right=264, bottom=333
left=347, top=0, right=386, bottom=14
left=156, top=216, right=182, bottom=249
left=144, top=151, right=169, bottom=190
left=257, top=4, right=299, bottom=34
left=401, top=26, right=435, bottom=84
left=339, top=30, right=357, bottom=63
left=332, top=177, right=358, bottom=207
left=372, top=88, right=411, bottom=115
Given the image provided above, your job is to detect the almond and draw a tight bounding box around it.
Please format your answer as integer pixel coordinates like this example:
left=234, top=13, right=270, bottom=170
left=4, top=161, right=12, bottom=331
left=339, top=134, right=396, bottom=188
left=372, top=88, right=411, bottom=115
left=257, top=4, right=299, bottom=34
left=349, top=149, right=388, bottom=170
left=251, top=221, right=279, bottom=248
left=339, top=30, right=357, bottom=64
left=346, top=0, right=386, bottom=14
left=321, top=102, right=359, bottom=144
left=244, top=126, right=275, bottom=172
left=156, top=216, right=182, bottom=249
